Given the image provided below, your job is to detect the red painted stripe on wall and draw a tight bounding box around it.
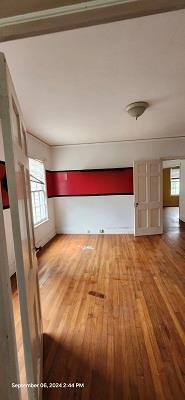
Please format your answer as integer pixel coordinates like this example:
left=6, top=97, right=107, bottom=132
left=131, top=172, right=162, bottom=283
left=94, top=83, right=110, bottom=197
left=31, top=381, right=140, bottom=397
left=46, top=168, right=133, bottom=197
left=0, top=162, right=9, bottom=209
left=0, top=162, right=134, bottom=210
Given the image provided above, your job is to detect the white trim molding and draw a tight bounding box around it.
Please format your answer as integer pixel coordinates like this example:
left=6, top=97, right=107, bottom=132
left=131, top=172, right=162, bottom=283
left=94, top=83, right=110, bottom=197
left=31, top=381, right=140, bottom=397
left=0, top=1, right=136, bottom=28
left=0, top=0, right=185, bottom=42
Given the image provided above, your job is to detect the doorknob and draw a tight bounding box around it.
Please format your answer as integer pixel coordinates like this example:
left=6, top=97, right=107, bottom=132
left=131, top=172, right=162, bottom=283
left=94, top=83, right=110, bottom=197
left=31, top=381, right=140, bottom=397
left=136, top=202, right=139, bottom=207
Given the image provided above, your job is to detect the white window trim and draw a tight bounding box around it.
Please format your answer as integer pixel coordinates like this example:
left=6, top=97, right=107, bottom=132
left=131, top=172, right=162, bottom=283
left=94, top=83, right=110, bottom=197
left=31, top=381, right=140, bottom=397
left=29, top=158, right=49, bottom=227
left=34, top=218, right=49, bottom=229
left=170, top=167, right=180, bottom=197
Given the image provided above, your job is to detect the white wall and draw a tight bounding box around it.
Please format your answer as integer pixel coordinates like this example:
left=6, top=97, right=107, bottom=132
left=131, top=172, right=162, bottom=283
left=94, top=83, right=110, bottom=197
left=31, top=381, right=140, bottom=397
left=180, top=160, right=185, bottom=222
left=163, top=159, right=181, bottom=168
left=51, top=137, right=185, bottom=234
left=0, top=132, right=56, bottom=276
left=55, top=196, right=134, bottom=234
left=52, top=137, right=185, bottom=170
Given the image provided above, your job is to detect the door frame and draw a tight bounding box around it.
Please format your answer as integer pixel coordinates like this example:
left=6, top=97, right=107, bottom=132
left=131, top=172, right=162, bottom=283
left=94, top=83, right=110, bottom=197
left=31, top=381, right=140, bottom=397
left=0, top=187, right=21, bottom=400
left=161, top=156, right=185, bottom=223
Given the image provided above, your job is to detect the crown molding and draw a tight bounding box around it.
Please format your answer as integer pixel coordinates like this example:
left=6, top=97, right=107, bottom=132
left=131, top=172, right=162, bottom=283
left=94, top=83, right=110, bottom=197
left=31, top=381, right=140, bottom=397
left=51, top=136, right=185, bottom=148
left=0, top=0, right=185, bottom=42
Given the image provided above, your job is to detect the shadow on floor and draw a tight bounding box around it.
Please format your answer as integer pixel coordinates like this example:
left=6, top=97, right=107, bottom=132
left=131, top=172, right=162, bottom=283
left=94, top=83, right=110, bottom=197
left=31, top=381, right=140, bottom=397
left=43, top=333, right=123, bottom=400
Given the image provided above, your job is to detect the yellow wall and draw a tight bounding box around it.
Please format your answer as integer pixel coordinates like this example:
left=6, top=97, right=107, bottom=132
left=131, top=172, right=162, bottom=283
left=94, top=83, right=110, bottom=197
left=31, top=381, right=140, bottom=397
left=163, top=168, right=179, bottom=207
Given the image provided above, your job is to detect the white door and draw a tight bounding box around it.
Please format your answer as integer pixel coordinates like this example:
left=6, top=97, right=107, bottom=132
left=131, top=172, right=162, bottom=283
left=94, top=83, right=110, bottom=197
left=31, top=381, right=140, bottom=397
left=134, top=160, right=163, bottom=236
left=0, top=187, right=21, bottom=400
left=0, top=53, right=43, bottom=399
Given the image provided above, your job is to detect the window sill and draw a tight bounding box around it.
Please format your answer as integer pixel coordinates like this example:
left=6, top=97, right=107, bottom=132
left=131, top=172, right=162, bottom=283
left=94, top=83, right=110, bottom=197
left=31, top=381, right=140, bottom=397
left=34, top=218, right=49, bottom=229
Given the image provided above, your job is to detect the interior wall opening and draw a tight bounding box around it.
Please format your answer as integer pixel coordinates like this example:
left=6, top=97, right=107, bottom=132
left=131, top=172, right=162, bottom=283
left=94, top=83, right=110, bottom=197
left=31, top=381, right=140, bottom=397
left=162, top=159, right=185, bottom=233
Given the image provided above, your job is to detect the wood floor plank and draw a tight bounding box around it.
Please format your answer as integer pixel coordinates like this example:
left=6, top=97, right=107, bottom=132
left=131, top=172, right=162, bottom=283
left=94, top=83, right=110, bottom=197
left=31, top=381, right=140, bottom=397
left=12, top=232, right=185, bottom=399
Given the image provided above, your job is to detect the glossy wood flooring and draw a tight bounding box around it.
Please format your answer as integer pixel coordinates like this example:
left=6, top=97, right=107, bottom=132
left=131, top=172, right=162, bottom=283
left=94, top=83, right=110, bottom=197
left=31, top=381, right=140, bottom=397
left=163, top=206, right=185, bottom=233
left=14, top=233, right=185, bottom=399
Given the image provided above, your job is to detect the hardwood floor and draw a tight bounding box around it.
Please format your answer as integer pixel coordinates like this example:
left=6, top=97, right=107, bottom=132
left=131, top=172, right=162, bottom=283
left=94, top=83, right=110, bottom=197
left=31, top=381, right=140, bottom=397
left=163, top=206, right=185, bottom=233
left=14, top=233, right=185, bottom=399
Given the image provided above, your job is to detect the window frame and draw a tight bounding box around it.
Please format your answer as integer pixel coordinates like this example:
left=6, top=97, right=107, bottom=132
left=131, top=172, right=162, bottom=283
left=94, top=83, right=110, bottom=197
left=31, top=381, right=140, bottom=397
left=170, top=167, right=180, bottom=197
left=29, top=158, right=49, bottom=227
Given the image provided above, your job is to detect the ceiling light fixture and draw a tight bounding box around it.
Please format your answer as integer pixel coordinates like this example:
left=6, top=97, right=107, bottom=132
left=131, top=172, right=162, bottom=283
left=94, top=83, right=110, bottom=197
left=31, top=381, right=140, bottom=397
left=126, top=101, right=149, bottom=120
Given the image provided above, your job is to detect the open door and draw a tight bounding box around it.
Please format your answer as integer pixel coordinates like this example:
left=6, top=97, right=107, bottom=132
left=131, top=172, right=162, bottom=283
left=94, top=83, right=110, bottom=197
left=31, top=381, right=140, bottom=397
left=134, top=160, right=163, bottom=236
left=0, top=53, right=43, bottom=399
left=0, top=187, right=20, bottom=400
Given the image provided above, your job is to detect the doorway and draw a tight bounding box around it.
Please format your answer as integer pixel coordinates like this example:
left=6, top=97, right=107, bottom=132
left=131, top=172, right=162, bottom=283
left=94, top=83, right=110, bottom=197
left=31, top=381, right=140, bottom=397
left=163, top=159, right=185, bottom=233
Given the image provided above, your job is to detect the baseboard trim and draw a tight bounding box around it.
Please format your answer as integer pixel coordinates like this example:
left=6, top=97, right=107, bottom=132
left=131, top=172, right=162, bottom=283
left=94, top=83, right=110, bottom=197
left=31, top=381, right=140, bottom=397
left=56, top=228, right=134, bottom=234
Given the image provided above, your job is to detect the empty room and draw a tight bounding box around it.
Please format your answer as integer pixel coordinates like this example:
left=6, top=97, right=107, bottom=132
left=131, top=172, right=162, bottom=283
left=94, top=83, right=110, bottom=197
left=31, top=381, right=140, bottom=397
left=0, top=1, right=185, bottom=400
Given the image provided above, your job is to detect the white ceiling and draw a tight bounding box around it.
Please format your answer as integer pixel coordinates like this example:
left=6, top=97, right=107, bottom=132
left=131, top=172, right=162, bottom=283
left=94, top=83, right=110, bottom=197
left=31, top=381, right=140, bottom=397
left=0, top=9, right=185, bottom=145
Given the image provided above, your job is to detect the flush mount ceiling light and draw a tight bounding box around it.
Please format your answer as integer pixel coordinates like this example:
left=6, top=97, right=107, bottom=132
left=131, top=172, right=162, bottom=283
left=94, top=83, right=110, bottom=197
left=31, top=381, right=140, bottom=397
left=126, top=101, right=149, bottom=120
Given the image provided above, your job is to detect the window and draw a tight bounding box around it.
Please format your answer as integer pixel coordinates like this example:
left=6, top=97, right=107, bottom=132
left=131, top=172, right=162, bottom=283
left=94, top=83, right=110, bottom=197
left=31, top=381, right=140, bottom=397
left=170, top=168, right=180, bottom=196
left=29, top=158, right=48, bottom=226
